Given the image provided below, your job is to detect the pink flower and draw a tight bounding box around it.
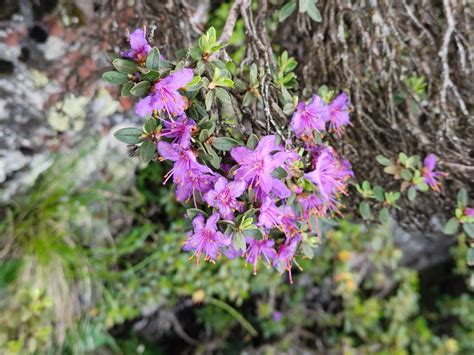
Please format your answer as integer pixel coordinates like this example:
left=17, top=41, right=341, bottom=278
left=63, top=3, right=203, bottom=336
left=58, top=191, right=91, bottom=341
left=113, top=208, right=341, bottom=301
left=258, top=197, right=298, bottom=236
left=305, top=147, right=352, bottom=202
left=157, top=142, right=213, bottom=185
left=231, top=135, right=290, bottom=200
left=122, top=28, right=151, bottom=63
left=298, top=194, right=326, bottom=219
left=204, top=177, right=246, bottom=220
left=136, top=68, right=194, bottom=117
left=422, top=154, right=447, bottom=192
left=328, top=92, right=350, bottom=137
left=161, top=115, right=196, bottom=148
left=183, top=213, right=231, bottom=263
left=245, top=237, right=278, bottom=275
left=175, top=169, right=216, bottom=205
left=290, top=95, right=329, bottom=138
left=274, top=236, right=301, bottom=284
left=464, top=208, right=474, bottom=217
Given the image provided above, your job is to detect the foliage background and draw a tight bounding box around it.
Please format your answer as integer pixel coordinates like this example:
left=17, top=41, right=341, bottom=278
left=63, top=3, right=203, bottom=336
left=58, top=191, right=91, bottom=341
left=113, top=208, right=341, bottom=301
left=0, top=0, right=472, bottom=354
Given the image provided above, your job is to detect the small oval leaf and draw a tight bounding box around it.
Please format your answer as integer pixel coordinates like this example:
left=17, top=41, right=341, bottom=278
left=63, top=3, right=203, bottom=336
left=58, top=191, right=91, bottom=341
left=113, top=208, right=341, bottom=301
left=443, top=218, right=459, bottom=235
left=146, top=48, right=161, bottom=70
left=140, top=140, right=156, bottom=163
left=114, top=127, right=142, bottom=144
left=112, top=59, right=137, bottom=74
left=102, top=71, right=129, bottom=85
left=212, top=137, right=240, bottom=151
left=130, top=81, right=151, bottom=97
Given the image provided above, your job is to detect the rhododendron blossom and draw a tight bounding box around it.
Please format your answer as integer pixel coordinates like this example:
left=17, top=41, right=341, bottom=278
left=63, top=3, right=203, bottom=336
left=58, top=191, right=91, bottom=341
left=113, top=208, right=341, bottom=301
left=231, top=135, right=291, bottom=200
left=136, top=68, right=194, bottom=117
left=161, top=115, right=196, bottom=148
left=422, top=154, right=447, bottom=192
left=122, top=28, right=151, bottom=63
left=204, top=177, right=246, bottom=220
left=245, top=238, right=278, bottom=275
left=291, top=95, right=329, bottom=138
left=328, top=92, right=350, bottom=136
left=305, top=147, right=352, bottom=202
left=104, top=27, right=419, bottom=283
left=183, top=213, right=231, bottom=263
left=274, top=236, right=301, bottom=284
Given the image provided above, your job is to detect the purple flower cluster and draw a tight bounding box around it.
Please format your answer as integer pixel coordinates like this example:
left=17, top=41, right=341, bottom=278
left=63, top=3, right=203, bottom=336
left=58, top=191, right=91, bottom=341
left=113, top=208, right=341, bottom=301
left=152, top=90, right=352, bottom=282
left=118, top=30, right=354, bottom=282
left=291, top=93, right=351, bottom=141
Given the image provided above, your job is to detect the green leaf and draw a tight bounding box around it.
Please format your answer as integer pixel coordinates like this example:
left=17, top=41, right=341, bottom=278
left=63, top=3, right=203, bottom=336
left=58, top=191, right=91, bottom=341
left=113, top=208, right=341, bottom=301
left=186, top=75, right=202, bottom=89
left=144, top=116, right=158, bottom=133
left=463, top=223, right=474, bottom=239
left=188, top=47, right=202, bottom=60
left=408, top=186, right=417, bottom=201
left=379, top=208, right=390, bottom=223
left=196, top=61, right=206, bottom=76
left=376, top=155, right=392, bottom=166
left=102, top=71, right=129, bottom=85
left=205, top=90, right=215, bottom=111
left=399, top=152, right=408, bottom=165
left=207, top=27, right=217, bottom=46
left=279, top=1, right=296, bottom=22
left=114, top=127, right=142, bottom=144
left=212, top=137, right=239, bottom=151
left=281, top=86, right=292, bottom=104
left=457, top=188, right=468, bottom=207
left=283, top=103, right=295, bottom=115
left=130, top=81, right=151, bottom=97
left=271, top=167, right=288, bottom=179
left=359, top=201, right=371, bottom=220
left=141, top=70, right=160, bottom=82
left=219, top=78, right=234, bottom=88
left=199, top=129, right=209, bottom=142
left=243, top=91, right=256, bottom=107
left=215, top=87, right=232, bottom=104
left=121, top=81, right=134, bottom=97
left=187, top=208, right=208, bottom=219
left=467, top=248, right=474, bottom=267
left=362, top=181, right=371, bottom=191
left=299, top=0, right=309, bottom=12
left=443, top=218, right=459, bottom=235
left=146, top=48, right=161, bottom=70
left=203, top=144, right=222, bottom=169
left=139, top=140, right=156, bottom=163
left=240, top=217, right=254, bottom=230
left=233, top=232, right=247, bottom=252
left=384, top=165, right=399, bottom=175
left=112, top=59, right=137, bottom=74
left=417, top=182, right=429, bottom=192
left=247, top=134, right=258, bottom=149
left=249, top=63, right=258, bottom=84
left=302, top=242, right=314, bottom=258
left=243, top=228, right=262, bottom=238
left=198, top=35, right=207, bottom=52
left=373, top=186, right=385, bottom=202
left=306, top=1, right=322, bottom=22
left=401, top=169, right=413, bottom=181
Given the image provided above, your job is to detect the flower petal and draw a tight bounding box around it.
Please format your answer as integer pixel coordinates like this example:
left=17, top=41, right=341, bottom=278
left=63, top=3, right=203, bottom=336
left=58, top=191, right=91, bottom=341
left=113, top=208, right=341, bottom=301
left=157, top=141, right=179, bottom=161
left=135, top=95, right=154, bottom=117
left=162, top=68, right=194, bottom=90
left=230, top=146, right=253, bottom=164
left=129, top=29, right=149, bottom=50
left=424, top=154, right=437, bottom=171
